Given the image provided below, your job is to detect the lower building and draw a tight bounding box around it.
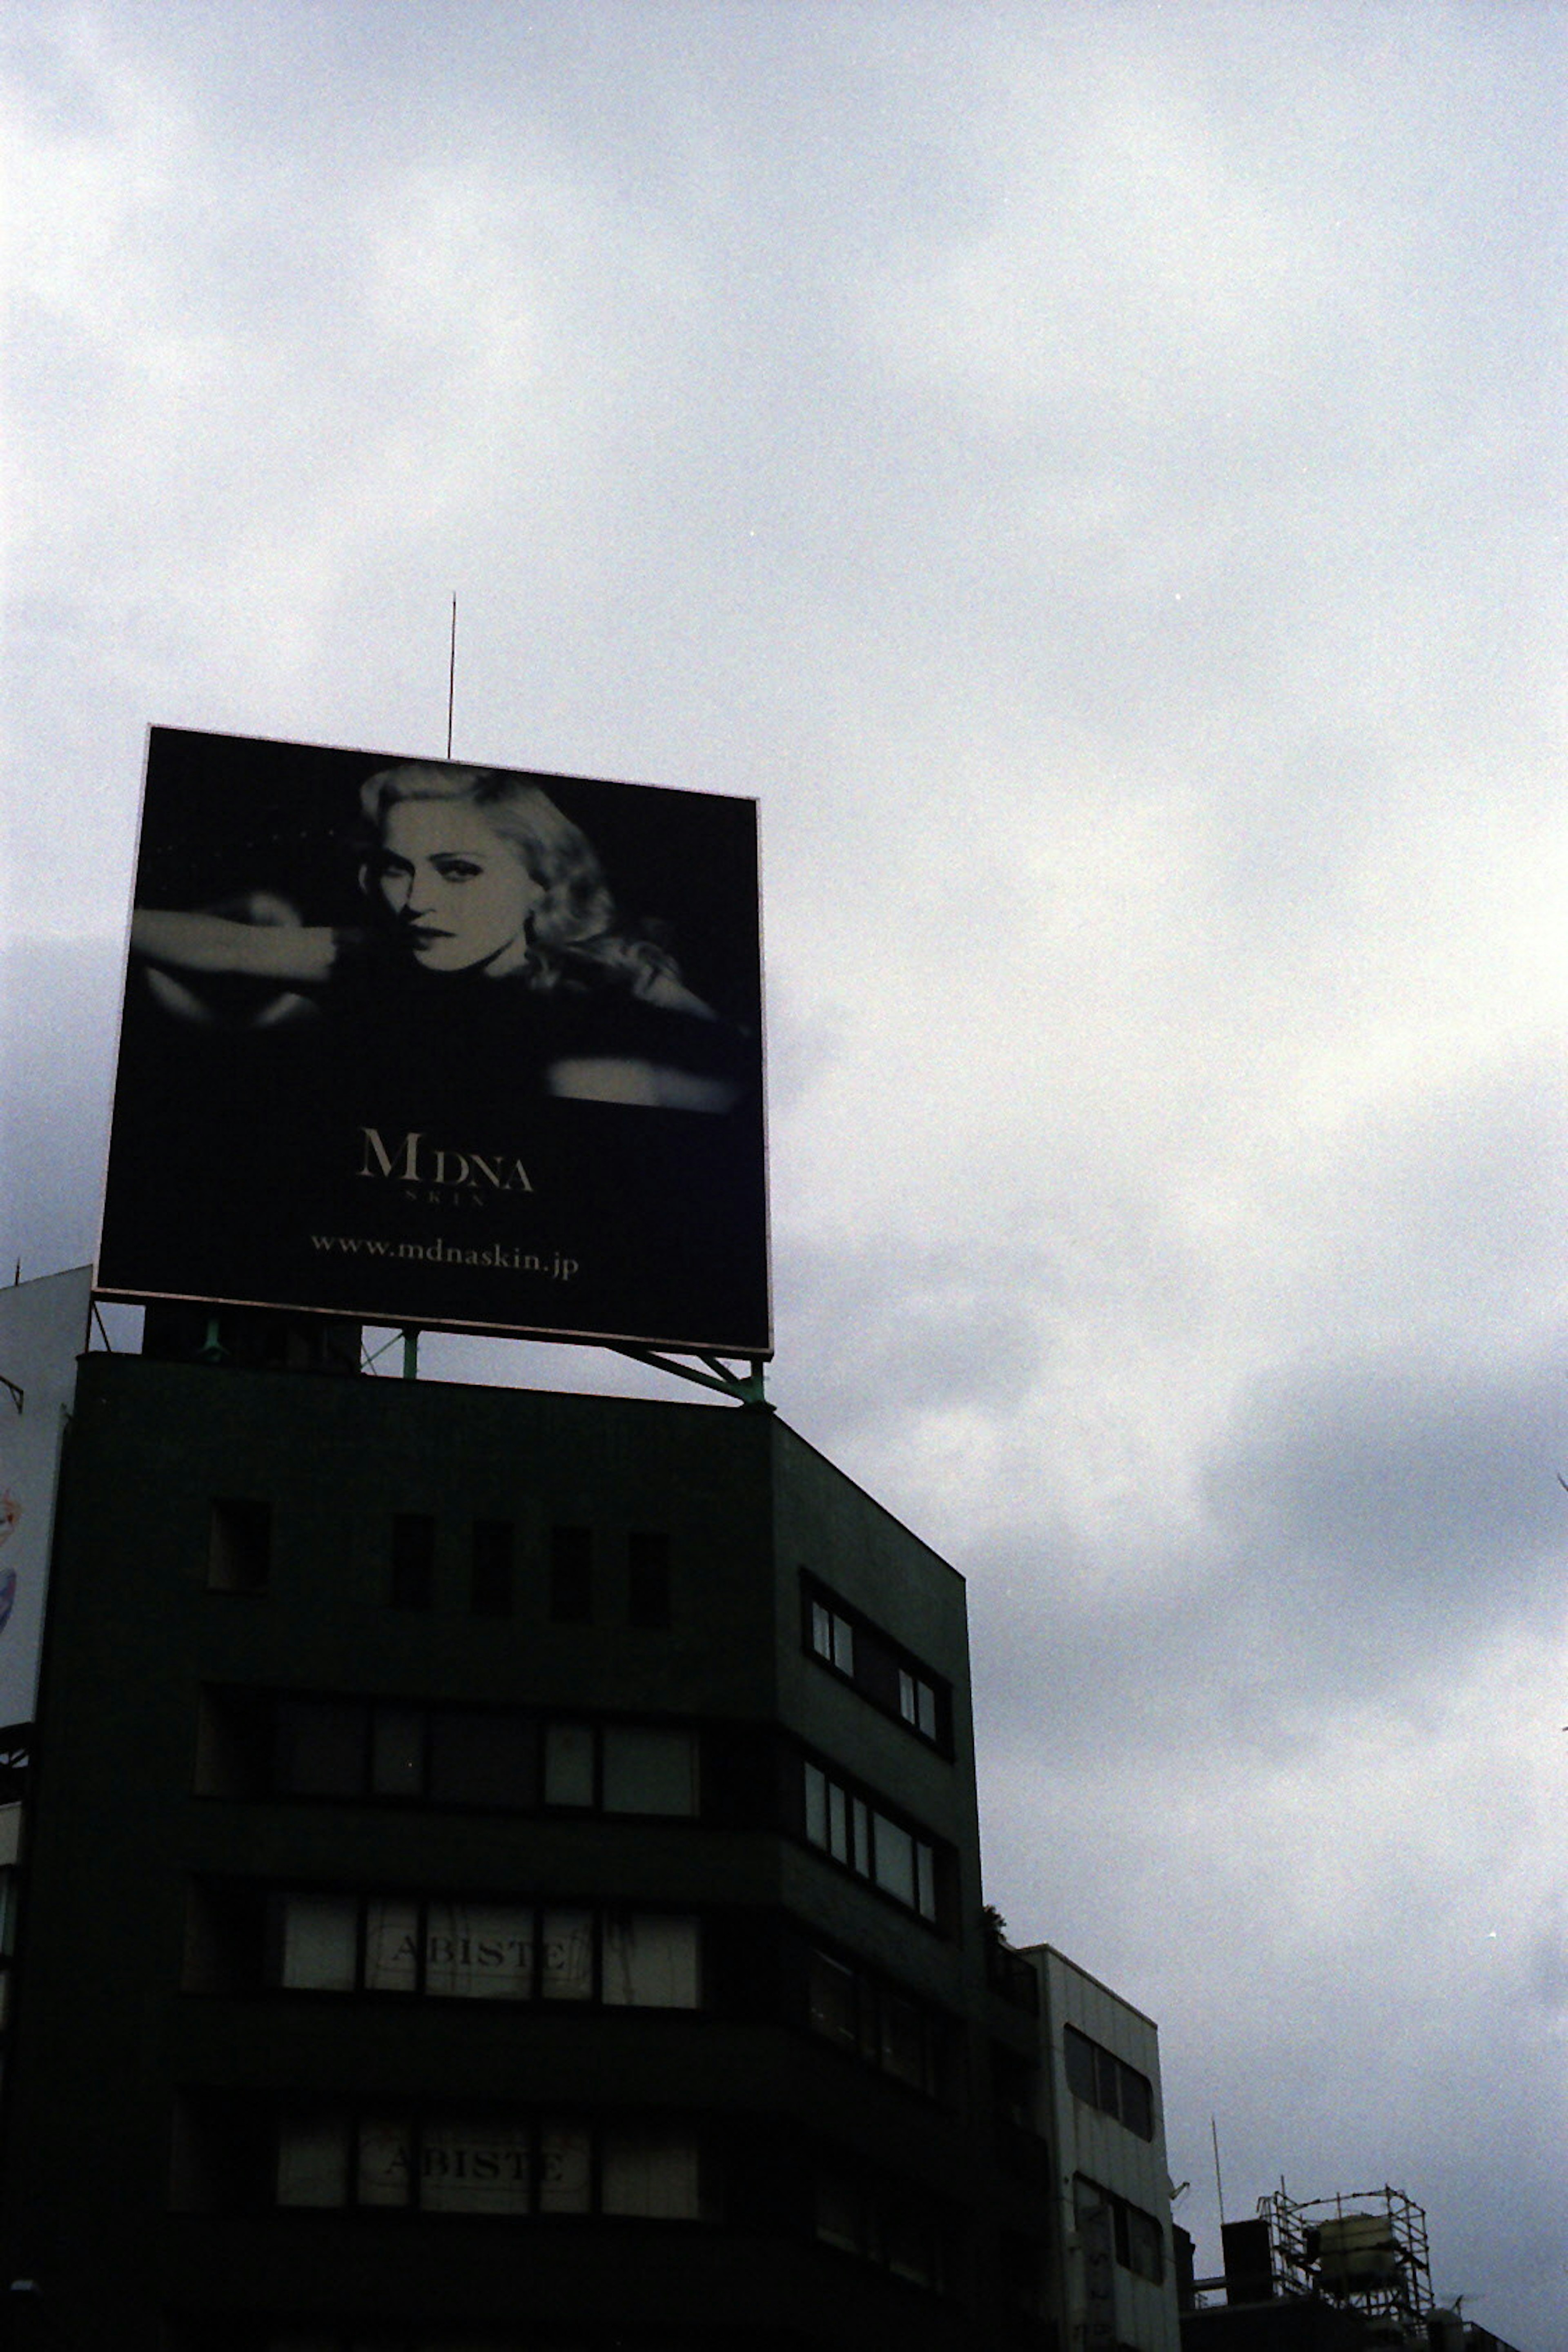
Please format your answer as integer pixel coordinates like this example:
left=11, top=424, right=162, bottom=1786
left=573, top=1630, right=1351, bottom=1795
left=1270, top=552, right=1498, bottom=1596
left=0, top=1289, right=1107, bottom=2350
left=1025, top=1943, right=1182, bottom=2352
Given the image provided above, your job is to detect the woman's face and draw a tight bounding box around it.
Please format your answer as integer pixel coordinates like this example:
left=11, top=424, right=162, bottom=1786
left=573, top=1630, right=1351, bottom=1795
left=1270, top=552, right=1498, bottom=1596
left=373, top=798, right=543, bottom=974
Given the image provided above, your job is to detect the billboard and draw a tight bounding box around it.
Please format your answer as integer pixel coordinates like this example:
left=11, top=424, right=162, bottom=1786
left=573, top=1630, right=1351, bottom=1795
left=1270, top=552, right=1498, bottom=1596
left=0, top=1269, right=91, bottom=1724
left=97, top=731, right=768, bottom=1355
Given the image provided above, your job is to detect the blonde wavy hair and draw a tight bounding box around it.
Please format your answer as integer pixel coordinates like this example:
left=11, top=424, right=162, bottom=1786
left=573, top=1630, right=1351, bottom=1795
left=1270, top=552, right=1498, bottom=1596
left=358, top=762, right=677, bottom=994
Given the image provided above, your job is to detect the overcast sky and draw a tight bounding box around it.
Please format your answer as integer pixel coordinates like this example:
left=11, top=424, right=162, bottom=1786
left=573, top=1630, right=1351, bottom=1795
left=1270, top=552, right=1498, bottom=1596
left=4, top=3, right=1566, bottom=2338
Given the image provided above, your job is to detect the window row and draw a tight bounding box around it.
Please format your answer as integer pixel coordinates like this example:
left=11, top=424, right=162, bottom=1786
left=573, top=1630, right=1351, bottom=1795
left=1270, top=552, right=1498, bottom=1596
left=814, top=2167, right=951, bottom=2293
left=273, top=1894, right=699, bottom=2010
left=1063, top=2022, right=1155, bottom=2140
left=1074, top=2174, right=1165, bottom=2284
left=207, top=1502, right=672, bottom=1628
left=804, top=1579, right=948, bottom=1748
left=278, top=2111, right=704, bottom=2220
left=198, top=1692, right=697, bottom=1818
left=802, top=1761, right=938, bottom=1922
left=805, top=1946, right=946, bottom=2100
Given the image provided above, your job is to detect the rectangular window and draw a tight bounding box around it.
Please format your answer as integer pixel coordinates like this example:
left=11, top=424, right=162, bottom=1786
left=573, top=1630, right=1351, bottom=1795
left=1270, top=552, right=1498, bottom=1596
left=543, top=1722, right=596, bottom=1808
left=276, top=1700, right=367, bottom=1798
left=802, top=1578, right=948, bottom=1748
left=370, top=1704, right=425, bottom=1798
left=808, top=1947, right=945, bottom=2100
left=422, top=2118, right=532, bottom=2216
left=915, top=1842, right=937, bottom=1922
left=1076, top=2175, right=1165, bottom=2283
left=278, top=1894, right=358, bottom=1992
left=878, top=1991, right=928, bottom=2090
left=207, top=1498, right=271, bottom=1593
left=801, top=1760, right=940, bottom=1923
left=602, top=1913, right=699, bottom=2009
left=627, top=1531, right=671, bottom=1627
left=425, top=1902, right=535, bottom=2000
left=804, top=1762, right=828, bottom=1848
left=872, top=1817, right=916, bottom=1909
left=390, top=1515, right=435, bottom=1610
left=470, top=1521, right=514, bottom=1619
left=357, top=2115, right=413, bottom=2208
left=363, top=1897, right=420, bottom=1993
left=277, top=2114, right=351, bottom=2207
left=539, top=2118, right=592, bottom=2215
left=1065, top=2024, right=1097, bottom=2104
left=427, top=1710, right=535, bottom=1809
left=548, top=1526, right=592, bottom=1623
left=540, top=1907, right=594, bottom=2001
left=815, top=2165, right=948, bottom=2288
left=601, top=1726, right=697, bottom=1817
left=274, top=2109, right=705, bottom=2221
left=601, top=2126, right=702, bottom=2220
left=807, top=1950, right=860, bottom=2052
left=1064, top=2024, right=1155, bottom=2140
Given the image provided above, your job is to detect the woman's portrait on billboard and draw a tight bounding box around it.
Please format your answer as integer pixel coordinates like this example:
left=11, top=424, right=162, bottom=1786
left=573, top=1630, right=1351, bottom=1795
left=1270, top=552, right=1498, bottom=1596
left=127, top=761, right=747, bottom=1115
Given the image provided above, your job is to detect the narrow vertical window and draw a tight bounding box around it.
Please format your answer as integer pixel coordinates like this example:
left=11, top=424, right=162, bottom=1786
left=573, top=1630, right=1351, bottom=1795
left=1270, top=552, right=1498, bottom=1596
left=470, top=1520, right=513, bottom=1619
left=548, top=1526, right=592, bottom=1623
left=390, top=1514, right=434, bottom=1610
left=207, top=1499, right=271, bottom=1593
left=627, top=1530, right=671, bottom=1627
left=370, top=1704, right=425, bottom=1798
left=543, top=1722, right=595, bottom=1808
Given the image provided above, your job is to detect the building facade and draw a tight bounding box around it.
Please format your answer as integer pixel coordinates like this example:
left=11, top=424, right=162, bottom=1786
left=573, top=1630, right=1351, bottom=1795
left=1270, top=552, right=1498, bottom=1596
left=1026, top=1945, right=1181, bottom=2352
left=0, top=1300, right=1078, bottom=2351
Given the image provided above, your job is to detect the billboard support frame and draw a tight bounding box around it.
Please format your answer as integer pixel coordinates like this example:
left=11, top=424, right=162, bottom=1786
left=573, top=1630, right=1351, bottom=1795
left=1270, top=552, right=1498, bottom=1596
left=610, top=1346, right=768, bottom=1409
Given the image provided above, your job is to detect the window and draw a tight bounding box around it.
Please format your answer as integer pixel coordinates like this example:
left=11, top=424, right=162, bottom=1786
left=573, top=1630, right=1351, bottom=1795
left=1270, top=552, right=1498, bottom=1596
left=814, top=2166, right=950, bottom=2290
left=276, top=1699, right=368, bottom=1797
left=217, top=1690, right=697, bottom=1820
left=207, top=1499, right=271, bottom=1593
left=802, top=1579, right=949, bottom=1750
left=389, top=1515, right=434, bottom=1610
left=1075, top=2175, right=1165, bottom=2284
left=1063, top=2024, right=1155, bottom=2141
left=627, top=1530, right=671, bottom=1628
left=809, top=1599, right=854, bottom=1674
left=548, top=1526, right=592, bottom=1623
left=898, top=1667, right=938, bottom=1740
left=601, top=1726, right=698, bottom=1816
left=806, top=1947, right=946, bottom=2100
left=275, top=2110, right=704, bottom=2220
left=428, top=1711, right=535, bottom=1809
left=801, top=1760, right=940, bottom=1923
left=268, top=1892, right=699, bottom=2010
left=470, top=1521, right=513, bottom=1618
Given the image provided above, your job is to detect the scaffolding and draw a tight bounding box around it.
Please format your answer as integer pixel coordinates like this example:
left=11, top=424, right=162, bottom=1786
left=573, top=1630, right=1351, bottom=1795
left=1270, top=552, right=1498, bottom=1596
left=1259, top=2183, right=1434, bottom=2331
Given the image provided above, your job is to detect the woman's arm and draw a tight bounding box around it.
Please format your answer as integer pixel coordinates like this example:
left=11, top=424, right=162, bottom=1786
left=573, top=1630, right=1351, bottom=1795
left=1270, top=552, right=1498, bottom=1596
left=131, top=908, right=345, bottom=984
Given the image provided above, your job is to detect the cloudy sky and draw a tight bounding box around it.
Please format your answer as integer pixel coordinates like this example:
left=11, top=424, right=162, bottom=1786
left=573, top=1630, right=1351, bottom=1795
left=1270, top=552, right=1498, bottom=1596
left=4, top=2, right=1566, bottom=2336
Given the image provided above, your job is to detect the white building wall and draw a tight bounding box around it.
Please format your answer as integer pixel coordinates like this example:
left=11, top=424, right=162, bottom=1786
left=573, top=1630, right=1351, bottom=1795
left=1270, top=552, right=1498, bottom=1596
left=1024, top=1943, right=1181, bottom=2352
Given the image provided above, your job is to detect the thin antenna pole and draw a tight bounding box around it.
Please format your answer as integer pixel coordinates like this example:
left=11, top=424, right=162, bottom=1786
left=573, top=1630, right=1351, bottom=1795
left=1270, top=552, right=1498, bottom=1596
left=446, top=595, right=457, bottom=760
left=1212, top=2116, right=1226, bottom=2227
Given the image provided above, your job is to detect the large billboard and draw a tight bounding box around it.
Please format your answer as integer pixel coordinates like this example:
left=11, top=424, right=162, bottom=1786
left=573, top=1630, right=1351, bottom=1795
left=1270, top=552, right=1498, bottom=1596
left=97, top=731, right=769, bottom=1356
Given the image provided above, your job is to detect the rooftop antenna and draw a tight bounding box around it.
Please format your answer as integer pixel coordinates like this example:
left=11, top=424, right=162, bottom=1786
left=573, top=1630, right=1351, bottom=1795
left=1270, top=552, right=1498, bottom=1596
left=446, top=594, right=457, bottom=760
left=1211, top=2116, right=1226, bottom=2227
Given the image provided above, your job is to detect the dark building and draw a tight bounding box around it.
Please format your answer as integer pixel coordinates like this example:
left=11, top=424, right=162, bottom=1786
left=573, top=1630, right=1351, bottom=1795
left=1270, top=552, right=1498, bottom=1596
left=0, top=1304, right=1062, bottom=2351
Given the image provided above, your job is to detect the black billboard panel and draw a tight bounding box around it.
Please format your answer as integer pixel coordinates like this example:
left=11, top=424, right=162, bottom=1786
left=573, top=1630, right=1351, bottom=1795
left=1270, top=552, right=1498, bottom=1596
left=97, top=730, right=770, bottom=1356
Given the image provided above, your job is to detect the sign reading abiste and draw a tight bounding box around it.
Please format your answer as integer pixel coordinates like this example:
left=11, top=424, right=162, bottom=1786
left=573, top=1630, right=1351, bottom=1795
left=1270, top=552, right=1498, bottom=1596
left=97, top=729, right=769, bottom=1356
